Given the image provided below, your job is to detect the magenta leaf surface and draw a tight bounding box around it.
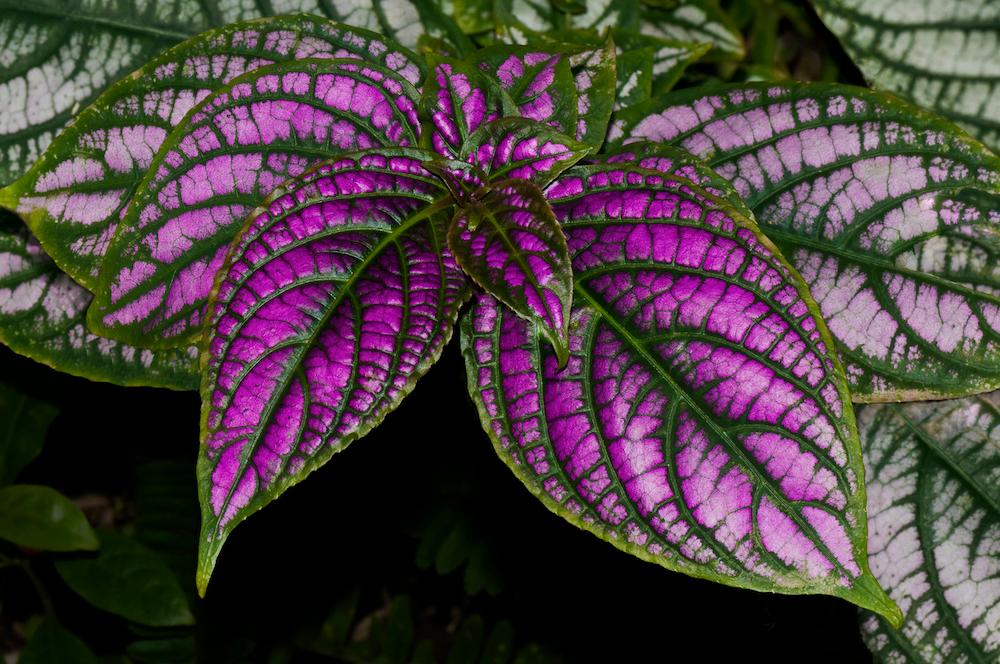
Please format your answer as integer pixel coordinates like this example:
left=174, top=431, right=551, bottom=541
left=419, top=56, right=511, bottom=160
left=461, top=160, right=900, bottom=621
left=462, top=118, right=592, bottom=187
left=610, top=83, right=1000, bottom=401
left=198, top=149, right=468, bottom=592
left=88, top=57, right=422, bottom=348
left=450, top=179, right=572, bottom=363
left=0, top=15, right=424, bottom=290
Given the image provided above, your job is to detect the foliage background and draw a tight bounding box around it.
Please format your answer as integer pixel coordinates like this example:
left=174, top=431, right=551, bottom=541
left=0, top=1, right=885, bottom=661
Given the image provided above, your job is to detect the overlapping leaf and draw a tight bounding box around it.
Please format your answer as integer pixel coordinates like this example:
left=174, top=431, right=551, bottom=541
left=462, top=118, right=591, bottom=186
left=449, top=178, right=571, bottom=363
left=0, top=1, right=466, bottom=190
left=611, top=83, right=1000, bottom=400
left=0, top=213, right=197, bottom=388
left=89, top=58, right=422, bottom=348
left=639, top=0, right=744, bottom=61
left=493, top=0, right=640, bottom=38
left=813, top=0, right=1000, bottom=152
left=857, top=393, right=1000, bottom=662
left=198, top=149, right=468, bottom=592
left=461, top=160, right=899, bottom=620
left=0, top=15, right=424, bottom=290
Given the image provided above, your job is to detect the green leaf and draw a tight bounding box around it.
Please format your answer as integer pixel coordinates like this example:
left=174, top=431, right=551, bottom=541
left=0, top=2, right=467, bottom=191
left=813, top=0, right=1000, bottom=153
left=639, top=0, right=745, bottom=61
left=447, top=615, right=485, bottom=664
left=0, top=212, right=198, bottom=389
left=610, top=31, right=711, bottom=97
left=0, top=15, right=425, bottom=291
left=450, top=179, right=572, bottom=364
left=0, top=484, right=97, bottom=551
left=19, top=617, right=99, bottom=664
left=0, top=383, right=56, bottom=486
left=54, top=531, right=195, bottom=627
left=613, top=48, right=655, bottom=111
left=611, top=82, right=1000, bottom=401
left=494, top=0, right=640, bottom=38
left=856, top=392, right=1000, bottom=662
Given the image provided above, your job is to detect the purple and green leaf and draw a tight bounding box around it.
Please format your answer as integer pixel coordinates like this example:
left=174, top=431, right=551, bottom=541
left=611, top=83, right=1000, bottom=401
left=450, top=179, right=572, bottom=363
left=198, top=149, right=468, bottom=593
left=856, top=392, right=1000, bottom=662
left=462, top=118, right=592, bottom=187
left=0, top=15, right=425, bottom=291
left=0, top=212, right=197, bottom=389
left=461, top=160, right=900, bottom=621
left=88, top=57, right=422, bottom=348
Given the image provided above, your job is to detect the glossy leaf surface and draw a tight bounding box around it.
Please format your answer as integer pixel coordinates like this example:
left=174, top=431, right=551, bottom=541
left=198, top=150, right=467, bottom=592
left=0, top=213, right=197, bottom=389
left=612, top=83, right=1000, bottom=400
left=0, top=14, right=426, bottom=289
left=0, top=382, right=56, bottom=485
left=90, top=58, right=421, bottom=348
left=0, top=484, right=98, bottom=551
left=462, top=162, right=899, bottom=620
left=857, top=393, right=1000, bottom=662
left=813, top=0, right=1000, bottom=152
left=450, top=179, right=571, bottom=363
left=54, top=531, right=195, bottom=626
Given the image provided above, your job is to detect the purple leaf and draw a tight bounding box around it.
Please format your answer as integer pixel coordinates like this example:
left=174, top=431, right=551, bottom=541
left=610, top=83, right=1000, bottom=400
left=419, top=56, right=510, bottom=160
left=463, top=117, right=592, bottom=187
left=88, top=58, right=422, bottom=348
left=461, top=160, right=901, bottom=621
left=0, top=15, right=424, bottom=290
left=198, top=149, right=468, bottom=592
left=450, top=179, right=572, bottom=364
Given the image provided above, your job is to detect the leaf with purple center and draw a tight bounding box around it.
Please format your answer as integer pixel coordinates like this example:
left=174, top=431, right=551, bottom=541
left=462, top=117, right=592, bottom=187
left=449, top=178, right=572, bottom=364
left=0, top=15, right=425, bottom=290
left=461, top=160, right=901, bottom=622
left=611, top=83, right=1000, bottom=401
left=88, top=57, right=422, bottom=349
left=198, top=149, right=468, bottom=593
left=0, top=212, right=197, bottom=389
left=856, top=392, right=1000, bottom=662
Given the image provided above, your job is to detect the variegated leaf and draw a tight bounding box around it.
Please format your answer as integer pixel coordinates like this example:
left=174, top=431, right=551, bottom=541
left=0, top=212, right=196, bottom=388
left=450, top=178, right=571, bottom=362
left=857, top=393, right=1000, bottom=662
left=89, top=58, right=421, bottom=348
left=493, top=0, right=640, bottom=39
left=462, top=160, right=900, bottom=622
left=813, top=0, right=1000, bottom=152
left=462, top=118, right=592, bottom=187
left=0, top=1, right=466, bottom=191
left=611, top=83, right=1000, bottom=401
left=198, top=149, right=468, bottom=592
left=640, top=0, right=745, bottom=61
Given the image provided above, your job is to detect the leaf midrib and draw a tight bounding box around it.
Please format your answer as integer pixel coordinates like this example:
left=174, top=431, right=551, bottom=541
left=7, top=5, right=199, bottom=42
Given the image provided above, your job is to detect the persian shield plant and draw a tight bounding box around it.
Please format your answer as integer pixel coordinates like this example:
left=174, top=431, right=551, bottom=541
left=2, top=2, right=1000, bottom=658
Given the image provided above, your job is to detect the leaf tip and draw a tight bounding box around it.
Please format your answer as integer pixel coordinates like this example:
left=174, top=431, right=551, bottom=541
left=195, top=534, right=224, bottom=598
left=0, top=184, right=18, bottom=211
left=848, top=572, right=903, bottom=628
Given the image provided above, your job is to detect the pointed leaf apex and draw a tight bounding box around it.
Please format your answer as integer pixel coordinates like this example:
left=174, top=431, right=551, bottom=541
left=196, top=536, right=223, bottom=598
left=0, top=184, right=17, bottom=210
left=848, top=573, right=903, bottom=628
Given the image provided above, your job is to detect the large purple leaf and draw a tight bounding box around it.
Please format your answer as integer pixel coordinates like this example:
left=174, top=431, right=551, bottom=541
left=0, top=212, right=196, bottom=389
left=461, top=161, right=901, bottom=620
left=0, top=15, right=424, bottom=291
left=610, top=83, right=1000, bottom=401
left=450, top=179, right=572, bottom=363
left=463, top=118, right=592, bottom=187
left=198, top=149, right=468, bottom=592
left=88, top=58, right=421, bottom=348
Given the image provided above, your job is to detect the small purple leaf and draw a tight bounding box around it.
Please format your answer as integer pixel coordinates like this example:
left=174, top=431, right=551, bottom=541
left=419, top=56, right=510, bottom=160
left=198, top=149, right=468, bottom=593
left=463, top=117, right=592, bottom=187
left=450, top=179, right=572, bottom=364
left=472, top=46, right=578, bottom=137
left=0, top=16, right=424, bottom=290
left=422, top=160, right=486, bottom=204
left=462, top=160, right=901, bottom=622
left=89, top=58, right=422, bottom=348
